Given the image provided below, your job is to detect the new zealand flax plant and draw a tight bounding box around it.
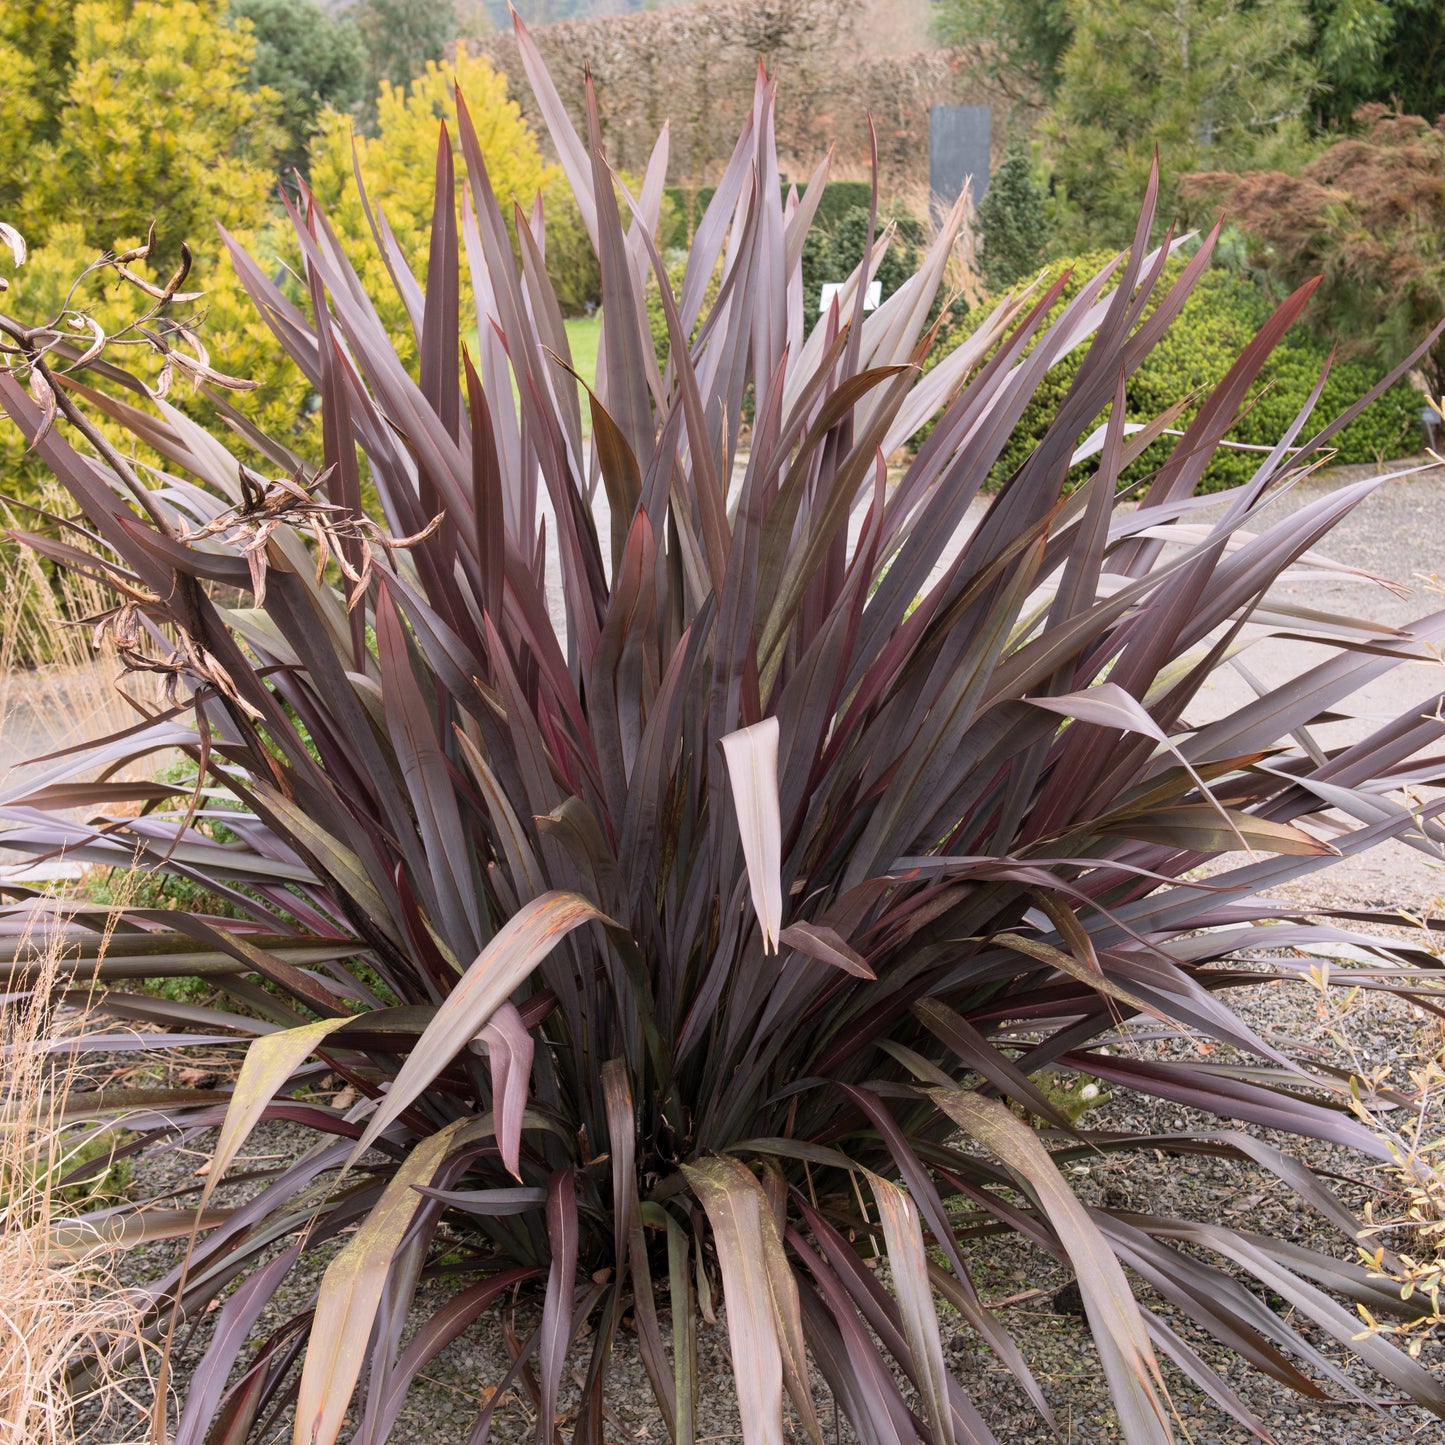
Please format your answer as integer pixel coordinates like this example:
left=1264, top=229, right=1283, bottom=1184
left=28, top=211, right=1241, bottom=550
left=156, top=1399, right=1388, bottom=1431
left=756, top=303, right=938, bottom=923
left=4, top=18, right=1445, bottom=1443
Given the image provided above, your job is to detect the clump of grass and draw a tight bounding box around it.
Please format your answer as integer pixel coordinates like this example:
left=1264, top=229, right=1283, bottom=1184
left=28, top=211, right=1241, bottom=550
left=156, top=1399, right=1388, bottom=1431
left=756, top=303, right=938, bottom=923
left=0, top=902, right=148, bottom=1445
left=1, top=492, right=163, bottom=798
left=1352, top=1055, right=1445, bottom=1357
left=1305, top=941, right=1445, bottom=1360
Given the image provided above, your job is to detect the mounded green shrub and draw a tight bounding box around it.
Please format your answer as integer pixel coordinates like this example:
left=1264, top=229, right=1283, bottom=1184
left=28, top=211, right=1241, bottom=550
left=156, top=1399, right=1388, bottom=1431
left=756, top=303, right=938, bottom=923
left=662, top=179, right=878, bottom=250
left=644, top=252, right=720, bottom=364
left=933, top=250, right=1420, bottom=489
left=801, top=203, right=923, bottom=326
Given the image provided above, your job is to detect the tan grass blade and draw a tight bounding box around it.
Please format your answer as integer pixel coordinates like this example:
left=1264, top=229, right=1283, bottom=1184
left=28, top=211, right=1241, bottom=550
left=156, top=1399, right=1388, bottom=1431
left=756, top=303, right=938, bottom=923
left=1, top=493, right=158, bottom=804
left=1, top=891, right=146, bottom=1445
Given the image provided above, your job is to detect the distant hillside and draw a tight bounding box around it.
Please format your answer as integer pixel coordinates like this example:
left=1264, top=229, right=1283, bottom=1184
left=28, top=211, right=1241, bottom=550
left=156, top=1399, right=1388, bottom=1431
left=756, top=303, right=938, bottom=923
left=490, top=0, right=932, bottom=53
left=474, top=1, right=718, bottom=28
left=466, top=0, right=1019, bottom=193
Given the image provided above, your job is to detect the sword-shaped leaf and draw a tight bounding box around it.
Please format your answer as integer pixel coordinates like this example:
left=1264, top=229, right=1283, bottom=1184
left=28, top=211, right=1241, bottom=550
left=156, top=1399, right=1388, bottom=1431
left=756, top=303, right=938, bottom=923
left=293, top=1119, right=468, bottom=1445
left=932, top=1090, right=1172, bottom=1445
left=348, top=892, right=608, bottom=1162
left=683, top=1158, right=787, bottom=1445
left=865, top=1171, right=956, bottom=1445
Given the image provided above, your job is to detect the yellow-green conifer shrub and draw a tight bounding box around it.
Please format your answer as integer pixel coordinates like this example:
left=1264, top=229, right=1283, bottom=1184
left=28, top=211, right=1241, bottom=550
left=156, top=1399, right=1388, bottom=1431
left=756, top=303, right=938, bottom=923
left=0, top=1, right=78, bottom=216
left=309, top=44, right=593, bottom=348
left=19, top=1, right=283, bottom=263
left=1, top=2, right=314, bottom=511
left=0, top=43, right=45, bottom=213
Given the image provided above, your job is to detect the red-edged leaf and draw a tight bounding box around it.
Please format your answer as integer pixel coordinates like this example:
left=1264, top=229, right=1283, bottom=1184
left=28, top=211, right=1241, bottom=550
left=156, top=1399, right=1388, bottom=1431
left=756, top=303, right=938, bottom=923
left=480, top=1000, right=534, bottom=1180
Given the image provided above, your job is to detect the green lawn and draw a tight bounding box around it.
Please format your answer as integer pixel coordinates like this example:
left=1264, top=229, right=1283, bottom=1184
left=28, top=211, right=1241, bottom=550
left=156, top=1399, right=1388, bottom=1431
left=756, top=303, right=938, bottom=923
left=563, top=314, right=601, bottom=438
left=564, top=313, right=601, bottom=392
left=471, top=313, right=602, bottom=436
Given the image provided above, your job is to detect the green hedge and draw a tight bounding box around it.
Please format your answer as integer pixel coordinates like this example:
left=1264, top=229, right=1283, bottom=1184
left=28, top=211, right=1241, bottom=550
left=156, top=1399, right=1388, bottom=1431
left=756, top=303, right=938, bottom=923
left=652, top=198, right=950, bottom=353
left=928, top=252, right=1420, bottom=491
left=661, top=181, right=877, bottom=251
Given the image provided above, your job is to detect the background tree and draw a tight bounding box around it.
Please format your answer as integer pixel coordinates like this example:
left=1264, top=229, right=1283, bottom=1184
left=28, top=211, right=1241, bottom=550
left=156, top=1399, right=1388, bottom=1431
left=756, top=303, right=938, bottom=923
left=934, top=0, right=1442, bottom=125
left=1, top=1, right=310, bottom=502
left=352, top=0, right=458, bottom=107
left=1184, top=107, right=1445, bottom=393
left=975, top=147, right=1051, bottom=289
left=1307, top=0, right=1445, bottom=128
left=231, top=0, right=367, bottom=175
left=930, top=0, right=1073, bottom=102
left=1378, top=0, right=1445, bottom=122
left=1046, top=0, right=1316, bottom=247
left=1307, top=0, right=1396, bottom=126
left=308, top=45, right=564, bottom=350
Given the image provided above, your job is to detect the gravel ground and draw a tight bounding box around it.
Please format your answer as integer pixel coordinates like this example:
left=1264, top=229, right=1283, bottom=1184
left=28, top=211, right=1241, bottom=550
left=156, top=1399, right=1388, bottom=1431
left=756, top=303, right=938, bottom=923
left=82, top=968, right=1445, bottom=1445
left=67, top=456, right=1445, bottom=1442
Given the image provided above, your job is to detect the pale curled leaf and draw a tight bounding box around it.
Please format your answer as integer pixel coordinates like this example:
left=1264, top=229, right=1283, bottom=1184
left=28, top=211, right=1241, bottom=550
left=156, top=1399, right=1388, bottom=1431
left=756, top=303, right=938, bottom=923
left=990, top=930, right=1175, bottom=1032
left=28, top=366, right=56, bottom=446
left=0, top=221, right=25, bottom=267
left=49, top=1208, right=233, bottom=1259
left=757, top=1183, right=824, bottom=1445
left=478, top=999, right=534, bottom=1180
left=349, top=891, right=608, bottom=1162
left=168, top=347, right=261, bottom=391
left=67, top=313, right=107, bottom=367
left=1098, top=804, right=1335, bottom=856
left=720, top=718, right=784, bottom=953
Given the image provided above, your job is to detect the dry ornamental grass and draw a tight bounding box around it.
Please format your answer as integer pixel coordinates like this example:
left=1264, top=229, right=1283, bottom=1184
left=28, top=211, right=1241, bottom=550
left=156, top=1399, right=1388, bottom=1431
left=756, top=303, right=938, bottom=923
left=1, top=899, right=149, bottom=1445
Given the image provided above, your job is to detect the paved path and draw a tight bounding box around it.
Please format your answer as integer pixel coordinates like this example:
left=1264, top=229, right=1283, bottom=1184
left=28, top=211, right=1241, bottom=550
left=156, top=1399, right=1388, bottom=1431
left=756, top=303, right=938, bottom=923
left=1184, top=458, right=1445, bottom=905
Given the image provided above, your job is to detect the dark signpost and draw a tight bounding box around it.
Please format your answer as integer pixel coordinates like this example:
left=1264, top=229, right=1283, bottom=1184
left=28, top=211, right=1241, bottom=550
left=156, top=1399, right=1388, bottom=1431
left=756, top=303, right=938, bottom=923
left=929, top=104, right=991, bottom=220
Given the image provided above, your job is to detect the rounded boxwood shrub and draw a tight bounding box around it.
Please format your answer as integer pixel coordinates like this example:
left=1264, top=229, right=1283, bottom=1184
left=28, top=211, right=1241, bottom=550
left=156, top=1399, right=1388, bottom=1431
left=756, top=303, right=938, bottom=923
left=933, top=250, right=1420, bottom=490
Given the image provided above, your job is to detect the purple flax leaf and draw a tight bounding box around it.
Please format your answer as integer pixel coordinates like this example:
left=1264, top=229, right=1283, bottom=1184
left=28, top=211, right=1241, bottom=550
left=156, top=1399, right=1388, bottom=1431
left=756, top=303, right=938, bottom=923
left=479, top=1000, right=535, bottom=1180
